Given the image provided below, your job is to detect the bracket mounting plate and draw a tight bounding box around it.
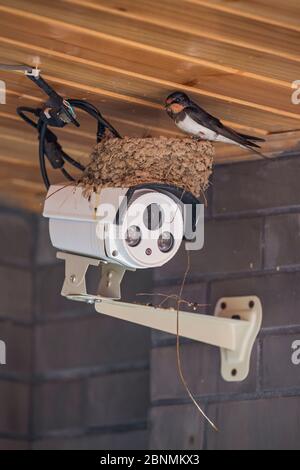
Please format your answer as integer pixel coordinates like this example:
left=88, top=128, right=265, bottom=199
left=215, top=296, right=262, bottom=382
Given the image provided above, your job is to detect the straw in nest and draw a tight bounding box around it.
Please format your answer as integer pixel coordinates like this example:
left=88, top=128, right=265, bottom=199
left=78, top=137, right=214, bottom=199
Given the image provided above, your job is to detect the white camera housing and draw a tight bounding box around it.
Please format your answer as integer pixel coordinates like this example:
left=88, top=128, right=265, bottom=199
left=43, top=185, right=262, bottom=385
left=43, top=184, right=184, bottom=270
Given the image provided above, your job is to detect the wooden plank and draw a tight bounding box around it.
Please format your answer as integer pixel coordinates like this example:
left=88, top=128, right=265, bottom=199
left=0, top=185, right=44, bottom=213
left=0, top=32, right=300, bottom=126
left=66, top=0, right=300, bottom=61
left=0, top=0, right=299, bottom=88
left=0, top=158, right=60, bottom=184
left=2, top=77, right=187, bottom=136
left=0, top=105, right=180, bottom=148
left=0, top=119, right=92, bottom=162
left=0, top=0, right=298, bottom=213
left=215, top=130, right=300, bottom=163
left=0, top=155, right=81, bottom=213
left=0, top=109, right=96, bottom=146
left=0, top=65, right=299, bottom=138
left=186, top=0, right=300, bottom=32
left=2, top=71, right=275, bottom=136
left=0, top=16, right=298, bottom=121
left=0, top=105, right=182, bottom=143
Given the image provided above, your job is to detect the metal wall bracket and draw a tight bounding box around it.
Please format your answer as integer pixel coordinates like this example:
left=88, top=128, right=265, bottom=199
left=57, top=252, right=128, bottom=301
left=94, top=295, right=262, bottom=383
left=57, top=252, right=101, bottom=303
left=215, top=297, right=262, bottom=382
left=98, top=263, right=127, bottom=300
left=57, top=252, right=262, bottom=382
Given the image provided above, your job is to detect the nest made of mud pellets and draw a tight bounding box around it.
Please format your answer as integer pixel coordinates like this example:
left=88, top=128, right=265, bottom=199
left=78, top=137, right=214, bottom=199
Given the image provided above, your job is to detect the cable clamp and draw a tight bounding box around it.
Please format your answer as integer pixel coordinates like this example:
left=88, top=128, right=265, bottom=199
left=25, top=67, right=41, bottom=78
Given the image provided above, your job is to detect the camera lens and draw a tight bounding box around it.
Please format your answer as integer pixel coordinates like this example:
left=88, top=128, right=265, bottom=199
left=125, top=226, right=142, bottom=247
left=158, top=232, right=174, bottom=253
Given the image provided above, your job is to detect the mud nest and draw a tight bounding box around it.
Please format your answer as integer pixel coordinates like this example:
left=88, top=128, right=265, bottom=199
left=78, top=137, right=214, bottom=199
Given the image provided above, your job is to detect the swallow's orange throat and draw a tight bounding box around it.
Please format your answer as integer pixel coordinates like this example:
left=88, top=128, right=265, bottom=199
left=168, top=103, right=185, bottom=114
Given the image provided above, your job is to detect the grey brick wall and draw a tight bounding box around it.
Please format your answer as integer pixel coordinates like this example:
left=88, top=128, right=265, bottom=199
left=150, top=155, right=300, bottom=451
left=0, top=211, right=151, bottom=450
left=1, top=153, right=300, bottom=450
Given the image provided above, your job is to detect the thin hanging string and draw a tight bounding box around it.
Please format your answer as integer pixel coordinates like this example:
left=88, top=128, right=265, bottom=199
left=176, top=250, right=219, bottom=432
left=44, top=182, right=74, bottom=200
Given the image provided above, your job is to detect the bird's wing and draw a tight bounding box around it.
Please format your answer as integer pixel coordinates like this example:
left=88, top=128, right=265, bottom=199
left=187, top=105, right=263, bottom=148
left=187, top=105, right=269, bottom=159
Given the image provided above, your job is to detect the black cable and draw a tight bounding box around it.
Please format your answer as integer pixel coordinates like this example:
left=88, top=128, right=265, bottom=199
left=38, top=120, right=50, bottom=190
left=61, top=167, right=75, bottom=182
left=70, top=99, right=121, bottom=138
left=17, top=99, right=121, bottom=190
left=17, top=107, right=39, bottom=129
left=61, top=151, right=85, bottom=172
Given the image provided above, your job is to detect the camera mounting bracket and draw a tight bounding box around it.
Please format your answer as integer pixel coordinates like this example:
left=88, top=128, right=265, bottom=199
left=57, top=251, right=262, bottom=382
left=57, top=252, right=129, bottom=301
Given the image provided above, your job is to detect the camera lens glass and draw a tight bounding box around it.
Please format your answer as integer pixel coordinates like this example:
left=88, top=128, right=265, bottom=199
left=158, top=232, right=174, bottom=253
left=126, top=225, right=142, bottom=247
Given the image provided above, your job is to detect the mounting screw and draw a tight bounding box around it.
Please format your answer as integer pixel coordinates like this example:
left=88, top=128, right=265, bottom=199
left=249, top=300, right=255, bottom=309
left=70, top=275, right=76, bottom=283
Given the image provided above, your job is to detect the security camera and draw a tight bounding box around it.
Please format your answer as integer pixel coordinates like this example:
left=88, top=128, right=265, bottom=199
left=43, top=184, right=190, bottom=270
left=43, top=184, right=262, bottom=387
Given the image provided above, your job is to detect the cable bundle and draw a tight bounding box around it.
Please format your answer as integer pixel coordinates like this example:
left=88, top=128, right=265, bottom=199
left=17, top=99, right=121, bottom=189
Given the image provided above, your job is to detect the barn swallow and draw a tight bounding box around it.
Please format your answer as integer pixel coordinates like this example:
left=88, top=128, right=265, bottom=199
left=165, top=92, right=267, bottom=159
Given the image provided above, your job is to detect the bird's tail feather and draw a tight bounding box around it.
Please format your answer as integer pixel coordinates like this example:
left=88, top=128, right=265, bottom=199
left=238, top=132, right=269, bottom=159
left=243, top=140, right=261, bottom=149
left=239, top=133, right=266, bottom=143
left=242, top=144, right=270, bottom=160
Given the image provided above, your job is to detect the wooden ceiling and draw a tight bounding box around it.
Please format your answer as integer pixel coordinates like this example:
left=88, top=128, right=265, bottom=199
left=0, top=0, right=300, bottom=211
